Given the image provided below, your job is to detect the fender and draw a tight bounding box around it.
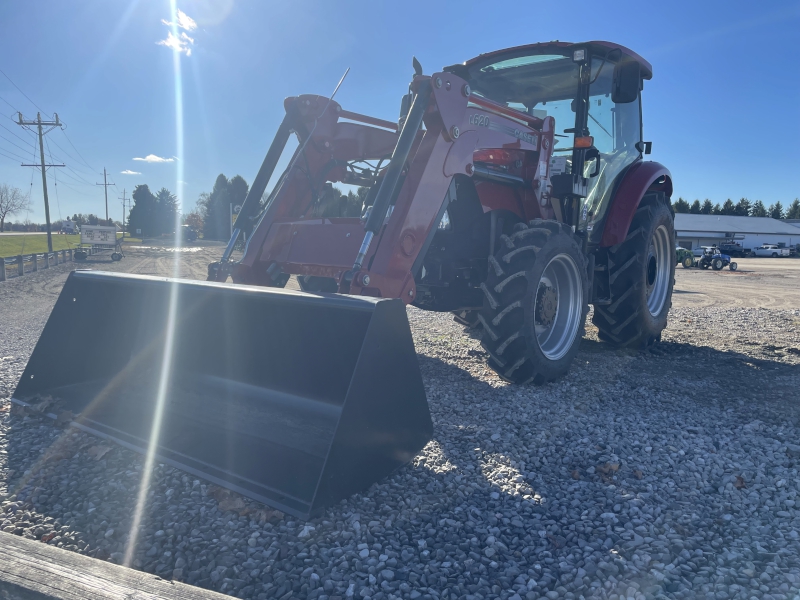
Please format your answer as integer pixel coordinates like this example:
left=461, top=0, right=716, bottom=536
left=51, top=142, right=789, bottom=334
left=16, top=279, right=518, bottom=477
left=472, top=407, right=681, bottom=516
left=599, top=161, right=673, bottom=247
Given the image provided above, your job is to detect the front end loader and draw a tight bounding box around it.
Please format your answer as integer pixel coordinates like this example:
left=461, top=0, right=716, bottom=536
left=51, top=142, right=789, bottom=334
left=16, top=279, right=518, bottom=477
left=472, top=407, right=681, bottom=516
left=212, top=40, right=674, bottom=381
left=15, top=41, right=674, bottom=517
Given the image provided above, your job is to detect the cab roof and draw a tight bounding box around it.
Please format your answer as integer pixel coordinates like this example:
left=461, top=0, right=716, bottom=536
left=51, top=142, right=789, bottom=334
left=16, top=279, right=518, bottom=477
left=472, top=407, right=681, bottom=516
left=451, top=41, right=653, bottom=80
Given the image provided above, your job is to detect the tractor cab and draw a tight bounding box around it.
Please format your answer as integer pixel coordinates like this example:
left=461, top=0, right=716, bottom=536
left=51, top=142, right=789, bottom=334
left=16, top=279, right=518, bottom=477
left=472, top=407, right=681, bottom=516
left=447, top=41, right=651, bottom=243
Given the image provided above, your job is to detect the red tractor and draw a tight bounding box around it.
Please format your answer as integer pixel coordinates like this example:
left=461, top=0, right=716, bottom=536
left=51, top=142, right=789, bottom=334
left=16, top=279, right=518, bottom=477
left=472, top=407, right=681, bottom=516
left=210, top=40, right=675, bottom=384
left=17, top=41, right=675, bottom=518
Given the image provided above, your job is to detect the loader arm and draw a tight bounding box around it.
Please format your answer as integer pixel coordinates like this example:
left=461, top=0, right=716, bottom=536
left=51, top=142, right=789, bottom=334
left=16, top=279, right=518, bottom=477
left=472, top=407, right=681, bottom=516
left=228, top=72, right=555, bottom=301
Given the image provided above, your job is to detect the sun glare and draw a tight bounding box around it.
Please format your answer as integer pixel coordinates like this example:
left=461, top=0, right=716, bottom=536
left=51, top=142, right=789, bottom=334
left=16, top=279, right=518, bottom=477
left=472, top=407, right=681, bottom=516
left=123, top=0, right=186, bottom=568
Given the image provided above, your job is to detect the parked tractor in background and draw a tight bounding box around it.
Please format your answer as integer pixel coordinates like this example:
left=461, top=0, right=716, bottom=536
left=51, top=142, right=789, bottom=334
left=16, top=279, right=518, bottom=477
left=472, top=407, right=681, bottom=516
left=697, top=246, right=737, bottom=271
left=17, top=41, right=676, bottom=518
left=677, top=247, right=694, bottom=268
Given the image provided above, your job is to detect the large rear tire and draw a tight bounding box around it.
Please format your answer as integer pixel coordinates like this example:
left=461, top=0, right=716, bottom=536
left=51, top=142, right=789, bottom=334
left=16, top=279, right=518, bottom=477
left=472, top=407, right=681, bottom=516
left=479, top=220, right=588, bottom=384
left=593, top=192, right=675, bottom=349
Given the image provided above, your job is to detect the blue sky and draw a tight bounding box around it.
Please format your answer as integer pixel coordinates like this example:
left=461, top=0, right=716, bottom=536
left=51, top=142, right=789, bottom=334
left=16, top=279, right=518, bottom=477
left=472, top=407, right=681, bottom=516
left=0, top=0, right=798, bottom=224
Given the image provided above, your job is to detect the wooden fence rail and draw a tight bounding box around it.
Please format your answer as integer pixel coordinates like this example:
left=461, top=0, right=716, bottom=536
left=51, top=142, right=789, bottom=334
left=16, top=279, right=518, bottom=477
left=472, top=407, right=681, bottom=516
left=0, top=530, right=229, bottom=600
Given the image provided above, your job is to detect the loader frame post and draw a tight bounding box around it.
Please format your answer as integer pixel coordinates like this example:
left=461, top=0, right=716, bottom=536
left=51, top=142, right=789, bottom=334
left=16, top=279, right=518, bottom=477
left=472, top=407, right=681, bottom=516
left=220, top=108, right=296, bottom=265
left=351, top=81, right=431, bottom=273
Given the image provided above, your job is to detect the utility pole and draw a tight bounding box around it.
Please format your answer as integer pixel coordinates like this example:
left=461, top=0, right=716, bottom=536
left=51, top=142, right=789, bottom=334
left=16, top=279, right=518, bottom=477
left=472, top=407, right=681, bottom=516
left=17, top=112, right=64, bottom=253
left=97, top=168, right=114, bottom=222
left=119, top=189, right=127, bottom=240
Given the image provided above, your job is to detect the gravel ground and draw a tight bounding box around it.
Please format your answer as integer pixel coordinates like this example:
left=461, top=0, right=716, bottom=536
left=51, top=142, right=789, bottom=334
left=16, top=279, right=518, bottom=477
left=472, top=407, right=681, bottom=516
left=1, top=249, right=800, bottom=600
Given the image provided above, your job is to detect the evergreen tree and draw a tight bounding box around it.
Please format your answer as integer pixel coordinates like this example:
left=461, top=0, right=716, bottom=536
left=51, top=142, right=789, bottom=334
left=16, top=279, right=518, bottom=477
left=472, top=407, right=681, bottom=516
left=768, top=202, right=784, bottom=220
left=673, top=198, right=690, bottom=213
left=785, top=199, right=800, bottom=220
left=689, top=200, right=701, bottom=214
left=750, top=200, right=767, bottom=217
left=700, top=199, right=713, bottom=214
left=155, top=187, right=179, bottom=235
left=721, top=199, right=736, bottom=215
left=734, top=198, right=751, bottom=216
left=127, top=185, right=157, bottom=237
left=207, top=174, right=231, bottom=240
left=229, top=175, right=249, bottom=207
left=711, top=203, right=723, bottom=215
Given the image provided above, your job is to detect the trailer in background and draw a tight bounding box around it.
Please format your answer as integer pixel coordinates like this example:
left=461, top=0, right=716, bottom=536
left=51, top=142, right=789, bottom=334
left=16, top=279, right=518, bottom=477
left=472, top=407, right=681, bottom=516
left=74, top=225, right=123, bottom=261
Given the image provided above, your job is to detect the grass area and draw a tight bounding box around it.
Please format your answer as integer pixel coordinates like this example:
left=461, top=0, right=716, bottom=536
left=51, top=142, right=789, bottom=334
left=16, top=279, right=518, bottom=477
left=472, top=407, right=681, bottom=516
left=0, top=232, right=133, bottom=257
left=0, top=234, right=82, bottom=257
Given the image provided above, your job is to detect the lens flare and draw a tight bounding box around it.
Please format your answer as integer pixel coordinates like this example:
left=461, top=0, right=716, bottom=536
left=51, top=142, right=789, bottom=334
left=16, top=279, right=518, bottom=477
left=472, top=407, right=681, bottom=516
left=124, top=0, right=185, bottom=568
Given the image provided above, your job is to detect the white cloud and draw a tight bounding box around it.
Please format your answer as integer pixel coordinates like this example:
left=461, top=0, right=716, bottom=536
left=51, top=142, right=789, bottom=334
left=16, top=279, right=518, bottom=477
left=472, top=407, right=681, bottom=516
left=157, top=31, right=193, bottom=56
left=133, top=154, right=175, bottom=163
left=158, top=9, right=197, bottom=55
left=120, top=170, right=141, bottom=175
left=162, top=10, right=197, bottom=31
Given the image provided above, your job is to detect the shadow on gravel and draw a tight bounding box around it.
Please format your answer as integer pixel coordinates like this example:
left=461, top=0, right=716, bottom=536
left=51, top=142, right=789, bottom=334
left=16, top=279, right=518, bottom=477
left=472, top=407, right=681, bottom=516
left=1, top=336, right=798, bottom=599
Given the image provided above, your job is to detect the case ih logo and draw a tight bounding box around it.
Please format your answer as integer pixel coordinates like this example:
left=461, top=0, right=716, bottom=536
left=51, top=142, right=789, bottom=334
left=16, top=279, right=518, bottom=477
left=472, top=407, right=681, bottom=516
left=514, top=129, right=536, bottom=145
left=469, top=114, right=490, bottom=127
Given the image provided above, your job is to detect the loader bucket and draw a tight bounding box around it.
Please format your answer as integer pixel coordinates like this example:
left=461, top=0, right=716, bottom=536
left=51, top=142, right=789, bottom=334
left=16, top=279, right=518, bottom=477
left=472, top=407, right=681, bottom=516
left=13, top=271, right=432, bottom=519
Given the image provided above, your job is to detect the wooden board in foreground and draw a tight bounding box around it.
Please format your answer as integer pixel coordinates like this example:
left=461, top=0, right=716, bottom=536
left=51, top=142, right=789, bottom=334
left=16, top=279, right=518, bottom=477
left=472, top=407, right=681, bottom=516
left=0, top=531, right=229, bottom=600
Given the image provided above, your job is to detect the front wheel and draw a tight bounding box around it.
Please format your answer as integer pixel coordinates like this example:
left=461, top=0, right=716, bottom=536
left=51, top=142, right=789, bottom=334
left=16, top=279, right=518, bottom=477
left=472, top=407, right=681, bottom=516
left=712, top=258, right=723, bottom=270
left=682, top=257, right=693, bottom=268
left=479, top=220, right=588, bottom=384
left=729, top=262, right=738, bottom=271
left=593, top=192, right=675, bottom=349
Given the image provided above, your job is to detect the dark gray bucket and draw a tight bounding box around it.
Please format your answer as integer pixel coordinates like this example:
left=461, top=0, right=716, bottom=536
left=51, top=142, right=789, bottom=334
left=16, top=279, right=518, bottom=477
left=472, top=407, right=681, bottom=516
left=13, top=271, right=432, bottom=519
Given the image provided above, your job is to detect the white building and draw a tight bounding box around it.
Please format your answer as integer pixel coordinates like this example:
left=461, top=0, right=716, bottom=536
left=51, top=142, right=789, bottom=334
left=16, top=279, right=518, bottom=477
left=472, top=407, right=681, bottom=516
left=674, top=214, right=799, bottom=251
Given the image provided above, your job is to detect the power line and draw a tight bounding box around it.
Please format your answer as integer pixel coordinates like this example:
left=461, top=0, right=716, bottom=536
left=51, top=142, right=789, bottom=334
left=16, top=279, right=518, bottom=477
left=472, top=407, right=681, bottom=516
left=0, top=95, right=21, bottom=113
left=0, top=143, right=29, bottom=162
left=46, top=136, right=96, bottom=176
left=50, top=165, right=95, bottom=188
left=0, top=121, right=36, bottom=148
left=0, top=147, right=27, bottom=163
left=0, top=68, right=52, bottom=118
left=60, top=128, right=96, bottom=172
left=1, top=77, right=98, bottom=178
left=0, top=131, right=35, bottom=155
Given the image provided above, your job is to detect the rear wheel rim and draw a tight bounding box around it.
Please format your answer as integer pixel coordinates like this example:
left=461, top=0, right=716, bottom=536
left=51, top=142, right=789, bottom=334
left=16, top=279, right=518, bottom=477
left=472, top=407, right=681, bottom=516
left=533, top=253, right=582, bottom=361
left=646, top=225, right=671, bottom=316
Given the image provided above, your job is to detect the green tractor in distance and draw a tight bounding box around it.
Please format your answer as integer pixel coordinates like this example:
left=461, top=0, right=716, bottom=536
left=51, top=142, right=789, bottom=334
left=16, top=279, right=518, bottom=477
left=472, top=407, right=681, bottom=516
left=676, top=247, right=694, bottom=268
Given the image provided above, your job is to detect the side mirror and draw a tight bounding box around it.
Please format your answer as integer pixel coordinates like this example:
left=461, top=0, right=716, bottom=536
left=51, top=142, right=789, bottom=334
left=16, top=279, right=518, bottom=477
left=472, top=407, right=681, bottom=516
left=612, top=59, right=640, bottom=104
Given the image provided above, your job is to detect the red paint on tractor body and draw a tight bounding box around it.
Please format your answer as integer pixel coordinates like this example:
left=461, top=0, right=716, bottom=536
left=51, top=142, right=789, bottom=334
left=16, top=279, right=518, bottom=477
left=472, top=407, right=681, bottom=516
left=237, top=72, right=552, bottom=299
left=599, top=161, right=672, bottom=247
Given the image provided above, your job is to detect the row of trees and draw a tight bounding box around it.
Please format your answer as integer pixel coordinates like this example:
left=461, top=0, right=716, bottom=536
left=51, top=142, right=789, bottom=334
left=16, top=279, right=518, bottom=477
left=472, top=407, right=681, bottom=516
left=70, top=214, right=114, bottom=227
left=127, top=185, right=179, bottom=237
left=672, top=197, right=800, bottom=220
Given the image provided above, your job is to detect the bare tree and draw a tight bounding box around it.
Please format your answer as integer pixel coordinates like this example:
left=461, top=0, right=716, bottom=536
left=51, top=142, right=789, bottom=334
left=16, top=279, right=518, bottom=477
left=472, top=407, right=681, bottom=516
left=0, top=184, right=29, bottom=232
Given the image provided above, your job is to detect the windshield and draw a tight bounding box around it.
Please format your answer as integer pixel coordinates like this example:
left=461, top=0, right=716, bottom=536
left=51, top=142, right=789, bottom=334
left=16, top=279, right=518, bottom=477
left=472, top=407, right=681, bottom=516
left=466, top=53, right=580, bottom=145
